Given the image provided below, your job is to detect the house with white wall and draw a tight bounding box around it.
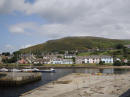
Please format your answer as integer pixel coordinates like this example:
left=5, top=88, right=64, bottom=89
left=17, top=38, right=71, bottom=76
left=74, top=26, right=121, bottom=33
left=76, top=55, right=113, bottom=64
left=101, top=56, right=113, bottom=63
left=64, top=54, right=76, bottom=59
left=51, top=58, right=73, bottom=64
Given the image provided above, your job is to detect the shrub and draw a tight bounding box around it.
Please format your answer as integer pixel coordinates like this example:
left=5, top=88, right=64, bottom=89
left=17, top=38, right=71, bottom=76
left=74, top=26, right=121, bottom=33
left=99, top=61, right=105, bottom=65
left=33, top=63, right=43, bottom=66
left=126, top=61, right=130, bottom=66
left=115, top=44, right=124, bottom=49
left=113, top=60, right=122, bottom=66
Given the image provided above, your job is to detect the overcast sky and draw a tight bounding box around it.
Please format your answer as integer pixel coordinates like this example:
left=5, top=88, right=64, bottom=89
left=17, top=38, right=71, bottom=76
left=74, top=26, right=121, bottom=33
left=1, top=0, right=130, bottom=53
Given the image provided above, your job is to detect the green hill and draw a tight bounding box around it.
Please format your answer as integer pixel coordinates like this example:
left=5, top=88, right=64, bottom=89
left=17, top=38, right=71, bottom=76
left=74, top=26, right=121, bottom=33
left=18, top=36, right=130, bottom=54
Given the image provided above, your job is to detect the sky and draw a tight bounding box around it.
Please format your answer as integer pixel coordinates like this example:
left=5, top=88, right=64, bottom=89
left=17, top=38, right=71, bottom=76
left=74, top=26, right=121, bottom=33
left=1, top=0, right=130, bottom=53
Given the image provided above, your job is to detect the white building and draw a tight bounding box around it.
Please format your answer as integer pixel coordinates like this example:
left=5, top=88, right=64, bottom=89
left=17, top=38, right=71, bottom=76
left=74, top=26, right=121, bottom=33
left=64, top=54, right=76, bottom=59
left=62, top=59, right=73, bottom=64
left=52, top=58, right=73, bottom=64
left=76, top=55, right=113, bottom=64
left=101, top=56, right=113, bottom=63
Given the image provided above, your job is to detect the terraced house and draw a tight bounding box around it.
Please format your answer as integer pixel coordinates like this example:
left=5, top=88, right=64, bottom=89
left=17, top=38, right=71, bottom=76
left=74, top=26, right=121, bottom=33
left=76, top=55, right=113, bottom=64
left=51, top=58, right=73, bottom=64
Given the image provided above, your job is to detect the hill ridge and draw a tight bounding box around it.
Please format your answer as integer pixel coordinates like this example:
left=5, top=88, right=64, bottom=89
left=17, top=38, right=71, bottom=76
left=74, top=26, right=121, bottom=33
left=18, top=36, right=130, bottom=54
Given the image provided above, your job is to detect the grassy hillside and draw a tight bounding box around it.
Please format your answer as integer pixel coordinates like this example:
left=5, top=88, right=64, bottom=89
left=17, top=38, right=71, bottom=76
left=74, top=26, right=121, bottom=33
left=19, top=36, right=130, bottom=54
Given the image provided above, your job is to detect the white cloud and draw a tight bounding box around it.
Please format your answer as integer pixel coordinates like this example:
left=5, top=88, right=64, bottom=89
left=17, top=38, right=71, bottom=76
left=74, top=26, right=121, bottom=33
left=9, top=22, right=37, bottom=34
left=4, top=0, right=130, bottom=39
left=4, top=44, right=15, bottom=52
left=21, top=44, right=32, bottom=49
left=0, top=0, right=30, bottom=14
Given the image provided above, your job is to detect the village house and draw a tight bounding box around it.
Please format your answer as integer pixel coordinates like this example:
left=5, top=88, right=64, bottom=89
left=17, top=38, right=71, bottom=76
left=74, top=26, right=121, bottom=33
left=43, top=54, right=63, bottom=59
left=43, top=55, right=56, bottom=60
left=76, top=55, right=113, bottom=64
left=100, top=55, right=113, bottom=63
left=17, top=54, right=36, bottom=64
left=64, top=54, right=76, bottom=59
left=122, top=59, right=128, bottom=63
left=62, top=59, right=73, bottom=64
left=26, top=54, right=36, bottom=64
left=17, top=58, right=28, bottom=64
left=51, top=58, right=73, bottom=64
left=75, top=57, right=84, bottom=64
left=124, top=45, right=130, bottom=48
left=43, top=59, right=51, bottom=64
left=33, top=58, right=44, bottom=64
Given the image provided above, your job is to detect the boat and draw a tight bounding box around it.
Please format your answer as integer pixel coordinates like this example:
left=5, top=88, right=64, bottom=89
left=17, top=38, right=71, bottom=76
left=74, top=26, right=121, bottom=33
left=39, top=68, right=55, bottom=73
left=22, top=68, right=55, bottom=73
left=32, top=68, right=40, bottom=72
left=22, top=69, right=34, bottom=72
left=11, top=68, right=22, bottom=72
left=0, top=68, right=8, bottom=72
left=33, top=68, right=55, bottom=73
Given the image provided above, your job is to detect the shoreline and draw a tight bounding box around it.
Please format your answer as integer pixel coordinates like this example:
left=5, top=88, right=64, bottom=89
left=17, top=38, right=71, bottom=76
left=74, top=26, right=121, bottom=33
left=32, top=65, right=130, bottom=69
left=1, top=64, right=130, bottom=69
left=21, top=72, right=130, bottom=97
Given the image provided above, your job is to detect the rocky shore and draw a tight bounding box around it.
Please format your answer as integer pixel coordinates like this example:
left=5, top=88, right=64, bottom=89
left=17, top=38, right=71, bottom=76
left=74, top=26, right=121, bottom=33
left=21, top=72, right=130, bottom=97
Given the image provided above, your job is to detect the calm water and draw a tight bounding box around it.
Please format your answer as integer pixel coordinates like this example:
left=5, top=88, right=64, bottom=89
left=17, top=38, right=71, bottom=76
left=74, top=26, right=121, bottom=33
left=0, top=68, right=130, bottom=97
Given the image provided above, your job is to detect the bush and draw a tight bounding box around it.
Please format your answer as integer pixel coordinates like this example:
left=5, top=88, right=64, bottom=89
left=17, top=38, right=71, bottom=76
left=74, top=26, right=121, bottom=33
left=115, top=44, right=124, bottom=49
left=126, top=61, right=130, bottom=66
left=72, top=57, right=75, bottom=63
left=33, top=63, right=43, bottom=66
left=99, top=61, right=105, bottom=65
left=113, top=60, right=122, bottom=66
left=2, top=56, right=17, bottom=63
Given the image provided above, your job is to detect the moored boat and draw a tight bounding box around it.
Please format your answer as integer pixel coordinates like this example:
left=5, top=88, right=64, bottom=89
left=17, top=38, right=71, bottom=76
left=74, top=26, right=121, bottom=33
left=22, top=68, right=55, bottom=73
left=37, top=68, right=55, bottom=73
left=0, top=68, right=8, bottom=72
left=22, top=69, right=34, bottom=72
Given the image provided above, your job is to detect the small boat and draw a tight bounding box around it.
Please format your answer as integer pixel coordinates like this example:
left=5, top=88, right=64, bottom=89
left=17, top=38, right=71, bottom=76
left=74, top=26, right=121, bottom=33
left=22, top=69, right=34, bottom=72
left=22, top=68, right=55, bottom=73
left=32, top=68, right=40, bottom=72
left=32, top=68, right=55, bottom=73
left=39, top=68, right=55, bottom=73
left=0, top=68, right=8, bottom=72
left=11, top=68, right=22, bottom=72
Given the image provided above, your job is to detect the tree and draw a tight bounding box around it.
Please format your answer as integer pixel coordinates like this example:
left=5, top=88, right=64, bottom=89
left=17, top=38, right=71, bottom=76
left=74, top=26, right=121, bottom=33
left=113, top=60, right=122, bottom=66
left=115, top=44, right=124, bottom=49
left=72, top=57, right=76, bottom=64
left=99, top=61, right=105, bottom=65
left=57, top=56, right=62, bottom=58
left=59, top=51, right=65, bottom=54
left=2, top=56, right=17, bottom=63
left=2, top=52, right=10, bottom=56
left=126, top=61, right=130, bottom=66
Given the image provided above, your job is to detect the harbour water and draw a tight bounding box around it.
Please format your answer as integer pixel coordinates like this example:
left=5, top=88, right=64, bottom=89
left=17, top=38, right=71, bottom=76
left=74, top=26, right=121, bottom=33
left=0, top=68, right=130, bottom=97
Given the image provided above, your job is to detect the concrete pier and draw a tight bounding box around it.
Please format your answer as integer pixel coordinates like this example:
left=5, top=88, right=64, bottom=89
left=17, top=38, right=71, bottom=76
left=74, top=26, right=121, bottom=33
left=21, top=73, right=130, bottom=97
left=0, top=72, right=41, bottom=86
